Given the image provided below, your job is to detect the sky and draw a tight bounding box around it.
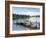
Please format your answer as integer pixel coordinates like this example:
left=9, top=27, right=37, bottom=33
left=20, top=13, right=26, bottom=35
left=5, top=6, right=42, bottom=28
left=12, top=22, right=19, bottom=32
left=12, top=7, right=40, bottom=16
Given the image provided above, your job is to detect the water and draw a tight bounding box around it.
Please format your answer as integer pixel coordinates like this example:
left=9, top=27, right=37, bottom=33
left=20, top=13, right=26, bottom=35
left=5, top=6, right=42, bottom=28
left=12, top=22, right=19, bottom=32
left=29, top=17, right=40, bottom=22
left=12, top=17, right=40, bottom=31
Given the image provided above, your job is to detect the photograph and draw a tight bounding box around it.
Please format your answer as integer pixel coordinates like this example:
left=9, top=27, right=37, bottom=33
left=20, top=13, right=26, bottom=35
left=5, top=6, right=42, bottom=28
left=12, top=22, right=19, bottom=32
left=10, top=4, right=42, bottom=34
left=12, top=6, right=40, bottom=31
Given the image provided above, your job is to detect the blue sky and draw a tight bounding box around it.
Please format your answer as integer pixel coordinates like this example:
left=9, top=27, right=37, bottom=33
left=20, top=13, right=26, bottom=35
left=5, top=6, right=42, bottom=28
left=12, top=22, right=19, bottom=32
left=12, top=7, right=40, bottom=15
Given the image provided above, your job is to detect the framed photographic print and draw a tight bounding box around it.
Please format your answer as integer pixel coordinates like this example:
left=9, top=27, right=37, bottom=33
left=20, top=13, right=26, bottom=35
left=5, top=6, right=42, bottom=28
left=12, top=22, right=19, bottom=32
left=5, top=1, right=45, bottom=37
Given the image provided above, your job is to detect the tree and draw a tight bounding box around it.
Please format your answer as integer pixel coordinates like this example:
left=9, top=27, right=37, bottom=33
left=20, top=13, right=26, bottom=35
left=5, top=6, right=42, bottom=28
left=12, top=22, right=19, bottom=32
left=13, top=14, right=30, bottom=20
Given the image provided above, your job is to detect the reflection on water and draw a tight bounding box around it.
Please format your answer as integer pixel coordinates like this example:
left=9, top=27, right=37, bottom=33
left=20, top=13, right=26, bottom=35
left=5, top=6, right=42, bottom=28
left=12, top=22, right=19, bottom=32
left=12, top=17, right=40, bottom=31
